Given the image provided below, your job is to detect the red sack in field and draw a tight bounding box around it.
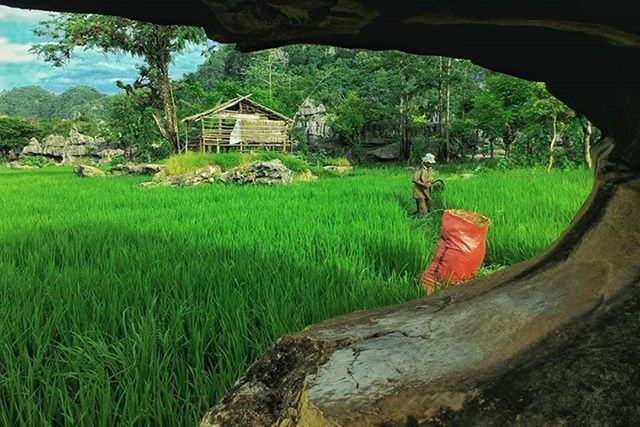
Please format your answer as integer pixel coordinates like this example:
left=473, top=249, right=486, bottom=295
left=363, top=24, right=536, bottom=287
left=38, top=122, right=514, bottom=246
left=422, top=209, right=490, bottom=294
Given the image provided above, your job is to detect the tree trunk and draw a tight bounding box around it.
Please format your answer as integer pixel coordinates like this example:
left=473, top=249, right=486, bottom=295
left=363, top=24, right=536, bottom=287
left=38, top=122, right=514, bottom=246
left=158, top=68, right=180, bottom=153
left=583, top=119, right=593, bottom=169
left=399, top=95, right=411, bottom=161
left=155, top=65, right=181, bottom=152
left=503, top=125, right=514, bottom=158
left=437, top=56, right=444, bottom=136
left=445, top=58, right=452, bottom=163
left=489, top=137, right=495, bottom=159
left=547, top=114, right=558, bottom=172
left=202, top=137, right=640, bottom=426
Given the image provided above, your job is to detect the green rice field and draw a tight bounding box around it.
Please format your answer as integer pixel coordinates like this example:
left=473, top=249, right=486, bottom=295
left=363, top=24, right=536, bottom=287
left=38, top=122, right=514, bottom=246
left=0, top=165, right=592, bottom=425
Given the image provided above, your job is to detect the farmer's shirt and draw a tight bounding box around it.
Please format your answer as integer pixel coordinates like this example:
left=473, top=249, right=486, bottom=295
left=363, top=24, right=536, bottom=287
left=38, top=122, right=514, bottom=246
left=413, top=166, right=434, bottom=199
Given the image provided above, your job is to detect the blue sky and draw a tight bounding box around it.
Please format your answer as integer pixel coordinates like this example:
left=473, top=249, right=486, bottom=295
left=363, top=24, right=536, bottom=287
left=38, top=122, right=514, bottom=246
left=0, top=5, right=209, bottom=94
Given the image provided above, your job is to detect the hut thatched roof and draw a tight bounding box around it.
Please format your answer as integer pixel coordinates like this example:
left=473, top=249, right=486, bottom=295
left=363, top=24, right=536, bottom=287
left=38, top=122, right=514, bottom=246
left=180, top=94, right=292, bottom=124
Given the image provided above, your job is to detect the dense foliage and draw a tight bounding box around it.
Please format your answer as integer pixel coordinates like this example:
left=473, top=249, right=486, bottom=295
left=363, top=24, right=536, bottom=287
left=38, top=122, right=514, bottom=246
left=0, top=116, right=40, bottom=154
left=0, top=165, right=592, bottom=425
left=178, top=44, right=596, bottom=168
left=0, top=18, right=599, bottom=167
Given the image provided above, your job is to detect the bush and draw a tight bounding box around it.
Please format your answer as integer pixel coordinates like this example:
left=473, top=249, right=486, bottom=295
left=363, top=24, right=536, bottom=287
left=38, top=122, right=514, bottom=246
left=21, top=156, right=49, bottom=168
left=0, top=116, right=40, bottom=152
left=322, top=156, right=351, bottom=167
left=163, top=152, right=215, bottom=176
left=207, top=152, right=250, bottom=171
left=109, top=156, right=126, bottom=166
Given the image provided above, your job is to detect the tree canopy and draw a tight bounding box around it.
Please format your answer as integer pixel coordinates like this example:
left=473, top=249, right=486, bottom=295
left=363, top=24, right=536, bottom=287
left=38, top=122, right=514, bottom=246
left=31, top=14, right=206, bottom=152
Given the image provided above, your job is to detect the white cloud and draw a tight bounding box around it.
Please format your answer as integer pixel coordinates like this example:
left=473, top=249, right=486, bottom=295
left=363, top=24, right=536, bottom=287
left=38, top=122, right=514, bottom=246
left=0, top=36, right=36, bottom=63
left=0, top=5, right=55, bottom=22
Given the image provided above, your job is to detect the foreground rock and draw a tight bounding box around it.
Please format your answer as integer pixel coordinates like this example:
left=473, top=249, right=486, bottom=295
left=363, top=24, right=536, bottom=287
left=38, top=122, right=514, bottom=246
left=220, top=160, right=293, bottom=185
left=8, top=161, right=37, bottom=170
left=111, top=163, right=164, bottom=176
left=143, top=165, right=222, bottom=187
left=74, top=165, right=106, bottom=178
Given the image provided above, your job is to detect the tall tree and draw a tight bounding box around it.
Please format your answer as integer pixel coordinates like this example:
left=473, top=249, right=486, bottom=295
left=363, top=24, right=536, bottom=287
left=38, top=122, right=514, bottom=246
left=526, top=82, right=575, bottom=171
left=31, top=14, right=206, bottom=152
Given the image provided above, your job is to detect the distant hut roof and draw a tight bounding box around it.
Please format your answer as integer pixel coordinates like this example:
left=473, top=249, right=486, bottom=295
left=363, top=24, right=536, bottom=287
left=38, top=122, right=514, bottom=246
left=180, top=94, right=293, bottom=124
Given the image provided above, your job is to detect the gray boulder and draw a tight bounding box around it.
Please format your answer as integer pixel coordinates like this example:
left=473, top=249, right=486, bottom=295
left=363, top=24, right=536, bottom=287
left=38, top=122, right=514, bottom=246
left=21, top=130, right=122, bottom=165
left=8, top=161, right=36, bottom=170
left=69, top=128, right=98, bottom=148
left=163, top=165, right=221, bottom=186
left=97, top=149, right=125, bottom=165
left=74, top=165, right=106, bottom=177
left=368, top=142, right=402, bottom=160
left=111, top=163, right=164, bottom=176
left=21, top=138, right=42, bottom=156
left=220, top=160, right=293, bottom=185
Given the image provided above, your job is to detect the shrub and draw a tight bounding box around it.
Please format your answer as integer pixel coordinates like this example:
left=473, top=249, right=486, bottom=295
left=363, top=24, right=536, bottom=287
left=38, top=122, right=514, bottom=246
left=109, top=156, right=127, bottom=166
left=21, top=156, right=49, bottom=168
left=0, top=116, right=40, bottom=153
left=207, top=152, right=250, bottom=171
left=323, top=156, right=351, bottom=167
left=163, top=152, right=213, bottom=176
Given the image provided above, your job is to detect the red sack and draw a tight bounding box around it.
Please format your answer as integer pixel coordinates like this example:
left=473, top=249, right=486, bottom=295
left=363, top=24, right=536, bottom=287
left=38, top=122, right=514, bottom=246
left=422, top=209, right=490, bottom=294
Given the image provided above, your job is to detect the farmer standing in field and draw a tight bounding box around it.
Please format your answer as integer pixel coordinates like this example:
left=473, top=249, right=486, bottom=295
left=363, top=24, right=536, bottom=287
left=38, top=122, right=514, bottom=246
left=412, top=153, right=436, bottom=216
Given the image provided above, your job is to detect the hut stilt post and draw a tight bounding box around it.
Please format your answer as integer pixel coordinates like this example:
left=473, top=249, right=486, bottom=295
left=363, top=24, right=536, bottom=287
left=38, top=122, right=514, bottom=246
left=217, top=118, right=221, bottom=153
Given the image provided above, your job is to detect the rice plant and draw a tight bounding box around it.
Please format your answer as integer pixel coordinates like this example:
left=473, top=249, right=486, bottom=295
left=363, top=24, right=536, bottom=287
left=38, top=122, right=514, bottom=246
left=0, top=165, right=591, bottom=425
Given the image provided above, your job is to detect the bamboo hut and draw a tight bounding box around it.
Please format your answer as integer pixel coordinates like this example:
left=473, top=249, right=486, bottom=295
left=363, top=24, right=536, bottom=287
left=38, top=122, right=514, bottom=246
left=180, top=94, right=293, bottom=153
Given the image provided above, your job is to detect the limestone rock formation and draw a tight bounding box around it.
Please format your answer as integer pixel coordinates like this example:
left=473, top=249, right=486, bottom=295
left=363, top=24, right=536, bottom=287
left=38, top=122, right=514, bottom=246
left=367, top=142, right=402, bottom=160
left=74, top=165, right=105, bottom=178
left=111, top=163, right=164, bottom=176
left=21, top=130, right=122, bottom=165
left=8, top=161, right=37, bottom=170
left=162, top=165, right=222, bottom=187
left=295, top=100, right=334, bottom=150
left=201, top=140, right=640, bottom=426
left=220, top=160, right=293, bottom=185
left=96, top=149, right=125, bottom=165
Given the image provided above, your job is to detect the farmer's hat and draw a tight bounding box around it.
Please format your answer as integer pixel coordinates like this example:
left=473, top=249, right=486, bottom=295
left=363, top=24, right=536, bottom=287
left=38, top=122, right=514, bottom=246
left=422, top=153, right=436, bottom=164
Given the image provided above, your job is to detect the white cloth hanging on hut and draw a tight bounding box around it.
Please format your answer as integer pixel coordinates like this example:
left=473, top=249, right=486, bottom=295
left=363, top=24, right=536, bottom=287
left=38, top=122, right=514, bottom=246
left=229, top=119, right=242, bottom=145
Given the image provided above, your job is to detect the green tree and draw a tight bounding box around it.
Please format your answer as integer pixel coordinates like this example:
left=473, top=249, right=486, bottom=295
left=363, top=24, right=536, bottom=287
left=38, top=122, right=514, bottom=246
left=327, top=91, right=368, bottom=144
left=107, top=93, right=170, bottom=161
left=31, top=14, right=206, bottom=152
left=525, top=82, right=576, bottom=171
left=0, top=116, right=40, bottom=157
left=471, top=73, right=535, bottom=158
